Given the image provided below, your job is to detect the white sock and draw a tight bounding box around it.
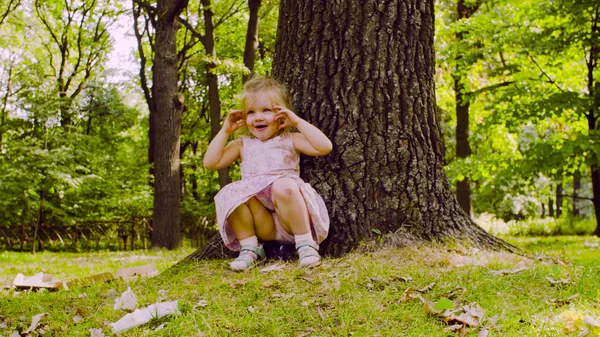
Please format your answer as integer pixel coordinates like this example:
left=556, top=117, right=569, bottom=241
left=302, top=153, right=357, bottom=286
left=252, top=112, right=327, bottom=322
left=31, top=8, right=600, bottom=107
left=239, top=235, right=258, bottom=247
left=294, top=232, right=314, bottom=244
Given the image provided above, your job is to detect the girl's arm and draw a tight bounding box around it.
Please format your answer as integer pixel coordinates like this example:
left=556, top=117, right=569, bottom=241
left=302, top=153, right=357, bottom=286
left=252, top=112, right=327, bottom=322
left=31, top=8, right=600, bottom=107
left=203, top=110, right=245, bottom=170
left=273, top=105, right=333, bottom=156
left=203, top=136, right=242, bottom=170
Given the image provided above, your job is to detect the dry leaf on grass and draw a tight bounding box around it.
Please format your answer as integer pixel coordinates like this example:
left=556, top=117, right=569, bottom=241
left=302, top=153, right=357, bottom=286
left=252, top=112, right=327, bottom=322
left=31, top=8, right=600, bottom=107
left=73, top=315, right=84, bottom=324
left=260, top=264, right=286, bottom=273
left=230, top=280, right=248, bottom=288
left=546, top=277, right=576, bottom=286
left=157, top=289, right=167, bottom=301
left=393, top=276, right=412, bottom=282
left=444, top=324, right=463, bottom=332
left=247, top=306, right=255, bottom=313
left=558, top=310, right=600, bottom=336
left=262, top=280, right=280, bottom=288
left=545, top=294, right=580, bottom=306
left=446, top=304, right=485, bottom=327
left=400, top=287, right=419, bottom=302
left=583, top=242, right=599, bottom=248
left=489, top=265, right=530, bottom=276
left=23, top=313, right=47, bottom=334
left=417, top=282, right=436, bottom=293
left=194, top=300, right=208, bottom=309
left=445, top=287, right=467, bottom=299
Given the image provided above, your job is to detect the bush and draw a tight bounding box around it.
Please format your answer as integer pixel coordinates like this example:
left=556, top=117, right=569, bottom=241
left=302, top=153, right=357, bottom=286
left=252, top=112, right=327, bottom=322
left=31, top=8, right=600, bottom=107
left=475, top=213, right=596, bottom=236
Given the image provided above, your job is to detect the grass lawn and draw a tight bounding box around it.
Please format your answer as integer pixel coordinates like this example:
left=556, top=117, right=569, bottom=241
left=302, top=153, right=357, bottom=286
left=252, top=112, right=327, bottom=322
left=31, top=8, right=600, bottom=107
left=1, top=236, right=600, bottom=336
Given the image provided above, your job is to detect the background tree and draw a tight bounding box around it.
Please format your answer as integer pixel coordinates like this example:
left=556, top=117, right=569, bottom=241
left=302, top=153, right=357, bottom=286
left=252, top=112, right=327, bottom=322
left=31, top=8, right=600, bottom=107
left=150, top=0, right=189, bottom=249
left=32, top=0, right=120, bottom=127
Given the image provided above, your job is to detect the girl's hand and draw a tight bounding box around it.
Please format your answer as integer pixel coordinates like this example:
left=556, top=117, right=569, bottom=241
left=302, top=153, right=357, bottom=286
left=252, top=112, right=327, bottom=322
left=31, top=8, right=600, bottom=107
left=223, top=110, right=246, bottom=134
left=273, top=105, right=301, bottom=130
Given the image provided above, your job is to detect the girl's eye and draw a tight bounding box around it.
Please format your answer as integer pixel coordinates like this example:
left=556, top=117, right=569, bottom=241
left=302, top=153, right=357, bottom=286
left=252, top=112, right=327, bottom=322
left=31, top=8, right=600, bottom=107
left=264, top=109, right=271, bottom=113
left=247, top=111, right=254, bottom=115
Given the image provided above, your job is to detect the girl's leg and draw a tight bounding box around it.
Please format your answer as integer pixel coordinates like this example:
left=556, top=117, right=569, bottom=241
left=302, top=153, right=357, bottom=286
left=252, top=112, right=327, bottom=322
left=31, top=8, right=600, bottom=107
left=227, top=202, right=262, bottom=271
left=271, top=178, right=320, bottom=267
left=227, top=198, right=276, bottom=271
left=245, top=197, right=276, bottom=241
left=271, top=178, right=311, bottom=235
left=228, top=203, right=256, bottom=241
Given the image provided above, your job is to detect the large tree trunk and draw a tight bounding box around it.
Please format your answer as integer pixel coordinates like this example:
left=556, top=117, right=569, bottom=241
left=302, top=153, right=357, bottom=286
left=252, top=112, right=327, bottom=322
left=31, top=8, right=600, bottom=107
left=187, top=0, right=516, bottom=261
left=151, top=0, right=188, bottom=249
left=271, top=0, right=514, bottom=256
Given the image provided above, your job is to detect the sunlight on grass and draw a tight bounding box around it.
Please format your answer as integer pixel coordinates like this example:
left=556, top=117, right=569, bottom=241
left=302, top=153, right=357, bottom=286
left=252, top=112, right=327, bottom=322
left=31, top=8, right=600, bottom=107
left=0, top=247, right=195, bottom=285
left=1, top=238, right=599, bottom=336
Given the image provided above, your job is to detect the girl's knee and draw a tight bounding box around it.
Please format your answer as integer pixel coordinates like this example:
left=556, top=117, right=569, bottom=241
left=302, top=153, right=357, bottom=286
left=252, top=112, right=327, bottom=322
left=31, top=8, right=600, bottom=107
left=228, top=203, right=249, bottom=220
left=272, top=178, right=300, bottom=200
left=255, top=223, right=276, bottom=241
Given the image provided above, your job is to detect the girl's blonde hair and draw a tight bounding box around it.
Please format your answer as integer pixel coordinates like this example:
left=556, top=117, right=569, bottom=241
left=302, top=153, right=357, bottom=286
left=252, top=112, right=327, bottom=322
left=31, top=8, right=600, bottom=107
left=240, top=77, right=293, bottom=113
left=238, top=77, right=294, bottom=136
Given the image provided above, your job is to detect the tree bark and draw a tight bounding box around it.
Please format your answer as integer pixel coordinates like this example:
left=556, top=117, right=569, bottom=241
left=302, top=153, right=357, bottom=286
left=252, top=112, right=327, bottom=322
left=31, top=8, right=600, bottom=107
left=151, top=0, right=188, bottom=249
left=202, top=0, right=231, bottom=188
left=587, top=9, right=600, bottom=236
left=556, top=183, right=562, bottom=218
left=573, top=170, right=581, bottom=217
left=0, top=60, right=13, bottom=152
left=271, top=0, right=515, bottom=256
left=452, top=0, right=481, bottom=216
left=132, top=0, right=157, bottom=178
left=242, top=0, right=261, bottom=83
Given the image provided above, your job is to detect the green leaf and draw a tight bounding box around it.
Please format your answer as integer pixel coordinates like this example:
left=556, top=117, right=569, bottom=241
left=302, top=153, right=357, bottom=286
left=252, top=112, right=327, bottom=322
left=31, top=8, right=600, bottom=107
left=434, top=298, right=454, bottom=311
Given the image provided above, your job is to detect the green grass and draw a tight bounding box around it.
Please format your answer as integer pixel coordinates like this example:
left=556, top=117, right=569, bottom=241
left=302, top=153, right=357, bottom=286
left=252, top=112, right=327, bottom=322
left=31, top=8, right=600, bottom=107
left=1, top=236, right=600, bottom=336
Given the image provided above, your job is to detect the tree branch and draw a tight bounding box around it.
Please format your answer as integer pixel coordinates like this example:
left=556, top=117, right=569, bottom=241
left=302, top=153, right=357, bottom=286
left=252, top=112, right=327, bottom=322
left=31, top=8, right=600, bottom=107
left=561, top=194, right=593, bottom=202
left=470, top=81, right=514, bottom=97
left=213, top=0, right=244, bottom=29
left=133, top=0, right=204, bottom=43
left=0, top=0, right=20, bottom=26
left=527, top=52, right=564, bottom=92
left=164, top=0, right=189, bottom=23
left=132, top=0, right=153, bottom=108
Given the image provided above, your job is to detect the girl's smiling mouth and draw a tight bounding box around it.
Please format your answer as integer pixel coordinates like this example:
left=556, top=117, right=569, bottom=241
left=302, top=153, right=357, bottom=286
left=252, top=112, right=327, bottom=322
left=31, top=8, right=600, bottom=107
left=254, top=124, right=267, bottom=130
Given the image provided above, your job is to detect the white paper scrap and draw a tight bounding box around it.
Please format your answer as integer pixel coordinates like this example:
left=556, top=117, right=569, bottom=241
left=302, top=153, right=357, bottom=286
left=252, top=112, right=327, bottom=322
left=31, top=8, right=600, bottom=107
left=109, top=300, right=179, bottom=334
left=89, top=328, right=105, bottom=337
left=113, top=287, right=138, bottom=311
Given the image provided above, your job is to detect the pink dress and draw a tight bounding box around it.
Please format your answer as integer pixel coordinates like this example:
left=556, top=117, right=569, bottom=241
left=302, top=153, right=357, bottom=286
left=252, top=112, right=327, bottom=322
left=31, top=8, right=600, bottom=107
left=214, top=133, right=330, bottom=251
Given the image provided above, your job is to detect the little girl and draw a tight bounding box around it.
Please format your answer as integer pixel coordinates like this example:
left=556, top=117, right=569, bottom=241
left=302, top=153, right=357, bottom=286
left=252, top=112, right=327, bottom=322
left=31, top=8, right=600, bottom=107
left=203, top=77, right=332, bottom=271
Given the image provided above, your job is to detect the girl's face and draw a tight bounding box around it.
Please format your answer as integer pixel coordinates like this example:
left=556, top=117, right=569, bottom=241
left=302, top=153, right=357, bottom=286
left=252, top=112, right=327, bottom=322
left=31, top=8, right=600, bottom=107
left=244, top=93, right=282, bottom=140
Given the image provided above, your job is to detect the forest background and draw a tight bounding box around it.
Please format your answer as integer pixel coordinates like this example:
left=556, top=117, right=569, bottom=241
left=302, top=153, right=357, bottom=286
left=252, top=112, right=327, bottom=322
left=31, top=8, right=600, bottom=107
left=0, top=0, right=597, bottom=252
